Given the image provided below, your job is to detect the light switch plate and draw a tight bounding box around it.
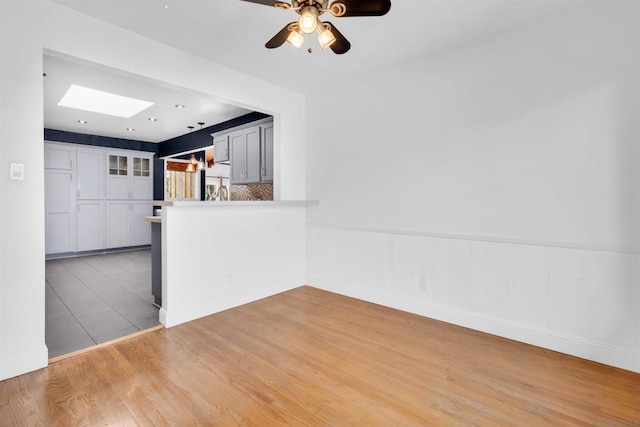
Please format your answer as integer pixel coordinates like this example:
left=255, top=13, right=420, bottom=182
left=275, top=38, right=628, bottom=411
left=10, top=163, right=24, bottom=180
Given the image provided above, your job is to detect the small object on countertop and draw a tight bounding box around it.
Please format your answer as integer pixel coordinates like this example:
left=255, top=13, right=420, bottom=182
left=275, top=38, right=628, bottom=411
left=219, top=185, right=229, bottom=201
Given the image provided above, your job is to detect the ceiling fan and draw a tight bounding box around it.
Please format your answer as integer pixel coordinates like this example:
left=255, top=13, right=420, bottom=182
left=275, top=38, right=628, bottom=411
left=240, top=0, right=391, bottom=54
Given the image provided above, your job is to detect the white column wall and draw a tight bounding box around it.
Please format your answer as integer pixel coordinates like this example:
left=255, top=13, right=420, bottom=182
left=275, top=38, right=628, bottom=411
left=161, top=204, right=307, bottom=328
left=305, top=2, right=640, bottom=372
left=0, top=0, right=305, bottom=380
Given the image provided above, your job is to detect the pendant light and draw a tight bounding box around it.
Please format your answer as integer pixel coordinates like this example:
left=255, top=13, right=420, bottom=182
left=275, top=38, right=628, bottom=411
left=196, top=122, right=205, bottom=171
left=185, top=126, right=195, bottom=172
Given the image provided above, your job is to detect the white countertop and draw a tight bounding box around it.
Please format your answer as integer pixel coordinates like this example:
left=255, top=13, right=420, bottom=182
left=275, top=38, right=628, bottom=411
left=153, top=200, right=318, bottom=208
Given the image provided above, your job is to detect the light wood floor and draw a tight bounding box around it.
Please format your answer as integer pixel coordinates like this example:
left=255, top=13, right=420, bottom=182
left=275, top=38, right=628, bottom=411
left=1, top=286, right=638, bottom=426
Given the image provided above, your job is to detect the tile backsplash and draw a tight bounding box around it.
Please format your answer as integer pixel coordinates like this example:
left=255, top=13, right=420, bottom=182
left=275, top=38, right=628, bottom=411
left=230, top=184, right=274, bottom=201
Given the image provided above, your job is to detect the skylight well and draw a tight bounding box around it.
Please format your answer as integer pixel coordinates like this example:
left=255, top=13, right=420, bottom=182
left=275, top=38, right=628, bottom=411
left=58, top=85, right=153, bottom=118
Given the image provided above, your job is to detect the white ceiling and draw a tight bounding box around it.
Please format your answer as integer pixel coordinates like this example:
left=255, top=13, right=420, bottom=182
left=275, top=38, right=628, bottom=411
left=44, top=54, right=251, bottom=143
left=46, top=0, right=586, bottom=142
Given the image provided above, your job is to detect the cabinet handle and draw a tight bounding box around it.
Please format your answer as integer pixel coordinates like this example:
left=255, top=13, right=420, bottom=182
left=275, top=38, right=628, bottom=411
left=77, top=190, right=80, bottom=198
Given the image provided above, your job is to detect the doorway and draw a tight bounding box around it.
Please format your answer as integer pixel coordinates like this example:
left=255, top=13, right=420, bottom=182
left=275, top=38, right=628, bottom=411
left=45, top=250, right=158, bottom=358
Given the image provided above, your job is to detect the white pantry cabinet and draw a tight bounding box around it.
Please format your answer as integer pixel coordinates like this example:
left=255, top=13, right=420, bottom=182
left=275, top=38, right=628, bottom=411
left=76, top=149, right=104, bottom=200
left=44, top=168, right=75, bottom=254
left=77, top=201, right=104, bottom=251
left=105, top=200, right=151, bottom=248
left=44, top=142, right=153, bottom=254
left=106, top=151, right=153, bottom=200
left=44, top=144, right=74, bottom=170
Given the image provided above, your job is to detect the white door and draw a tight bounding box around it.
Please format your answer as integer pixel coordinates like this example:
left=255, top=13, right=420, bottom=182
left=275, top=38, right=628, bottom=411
left=77, top=149, right=104, bottom=199
left=131, top=202, right=151, bottom=246
left=45, top=169, right=75, bottom=254
left=106, top=201, right=131, bottom=248
left=77, top=201, right=104, bottom=251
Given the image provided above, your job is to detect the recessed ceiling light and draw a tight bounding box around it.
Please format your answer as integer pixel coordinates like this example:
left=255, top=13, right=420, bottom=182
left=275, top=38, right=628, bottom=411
left=126, top=128, right=135, bottom=132
left=148, top=117, right=158, bottom=122
left=175, top=104, right=186, bottom=109
left=77, top=120, right=88, bottom=124
left=58, top=84, right=154, bottom=118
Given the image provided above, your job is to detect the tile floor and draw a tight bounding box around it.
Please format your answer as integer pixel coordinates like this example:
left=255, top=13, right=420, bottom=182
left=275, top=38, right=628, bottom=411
left=45, top=249, right=159, bottom=358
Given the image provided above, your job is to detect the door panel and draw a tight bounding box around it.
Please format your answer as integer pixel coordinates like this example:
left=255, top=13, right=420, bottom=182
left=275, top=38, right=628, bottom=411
left=77, top=201, right=104, bottom=252
left=245, top=127, right=261, bottom=184
left=45, top=169, right=74, bottom=254
left=106, top=201, right=131, bottom=248
left=131, top=202, right=151, bottom=246
left=77, top=149, right=103, bottom=199
left=229, top=131, right=245, bottom=184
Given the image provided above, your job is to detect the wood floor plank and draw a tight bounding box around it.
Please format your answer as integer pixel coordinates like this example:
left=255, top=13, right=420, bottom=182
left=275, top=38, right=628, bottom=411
left=1, top=286, right=638, bottom=426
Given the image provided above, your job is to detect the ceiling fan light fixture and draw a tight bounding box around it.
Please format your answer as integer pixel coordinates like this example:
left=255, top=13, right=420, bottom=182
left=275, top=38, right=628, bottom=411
left=298, top=6, right=318, bottom=34
left=286, top=29, right=305, bottom=49
left=317, top=25, right=336, bottom=49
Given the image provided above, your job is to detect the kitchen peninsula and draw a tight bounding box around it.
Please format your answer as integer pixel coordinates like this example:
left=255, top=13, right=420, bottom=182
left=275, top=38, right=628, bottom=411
left=146, top=199, right=317, bottom=328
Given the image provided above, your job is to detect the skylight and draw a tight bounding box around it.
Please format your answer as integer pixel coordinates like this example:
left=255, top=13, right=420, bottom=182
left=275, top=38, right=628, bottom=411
left=58, top=85, right=154, bottom=118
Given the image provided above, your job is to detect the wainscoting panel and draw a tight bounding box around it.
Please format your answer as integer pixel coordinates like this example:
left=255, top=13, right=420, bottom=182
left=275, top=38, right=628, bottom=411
left=306, top=224, right=640, bottom=373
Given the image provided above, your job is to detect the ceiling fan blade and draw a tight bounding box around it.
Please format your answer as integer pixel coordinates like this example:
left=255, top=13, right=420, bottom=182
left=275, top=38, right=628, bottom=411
left=330, top=0, right=391, bottom=17
left=265, top=22, right=297, bottom=49
left=324, top=22, right=351, bottom=55
left=239, top=0, right=291, bottom=8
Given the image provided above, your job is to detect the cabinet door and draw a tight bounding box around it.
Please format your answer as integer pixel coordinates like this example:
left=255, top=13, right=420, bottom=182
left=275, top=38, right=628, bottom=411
left=106, top=153, right=130, bottom=199
left=214, top=135, right=229, bottom=163
left=77, top=201, right=104, bottom=252
left=229, top=130, right=245, bottom=184
left=131, top=202, right=151, bottom=246
left=76, top=149, right=103, bottom=199
left=45, top=144, right=74, bottom=170
left=261, top=124, right=274, bottom=183
left=106, top=201, right=131, bottom=248
left=131, top=155, right=152, bottom=199
left=45, top=169, right=75, bottom=254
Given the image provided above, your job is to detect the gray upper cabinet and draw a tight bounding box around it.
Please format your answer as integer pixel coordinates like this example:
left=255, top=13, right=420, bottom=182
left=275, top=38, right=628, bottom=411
left=214, top=134, right=230, bottom=163
left=229, top=130, right=245, bottom=184
left=229, top=123, right=271, bottom=185
left=244, top=126, right=261, bottom=184
left=222, top=119, right=274, bottom=185
left=261, top=123, right=274, bottom=183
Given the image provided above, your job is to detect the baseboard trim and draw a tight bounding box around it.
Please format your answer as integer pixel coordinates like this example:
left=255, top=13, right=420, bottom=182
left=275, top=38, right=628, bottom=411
left=312, top=283, right=640, bottom=374
left=163, top=283, right=301, bottom=328
left=0, top=345, right=48, bottom=381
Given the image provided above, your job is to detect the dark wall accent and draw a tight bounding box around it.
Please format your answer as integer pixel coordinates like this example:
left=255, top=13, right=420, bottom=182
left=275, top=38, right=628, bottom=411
left=153, top=158, right=165, bottom=202
left=45, top=128, right=158, bottom=153
left=158, top=112, right=270, bottom=158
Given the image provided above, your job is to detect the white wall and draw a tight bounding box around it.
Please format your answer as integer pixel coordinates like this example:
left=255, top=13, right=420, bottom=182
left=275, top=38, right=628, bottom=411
left=0, top=0, right=306, bottom=380
left=306, top=2, right=640, bottom=372
left=161, top=204, right=307, bottom=328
